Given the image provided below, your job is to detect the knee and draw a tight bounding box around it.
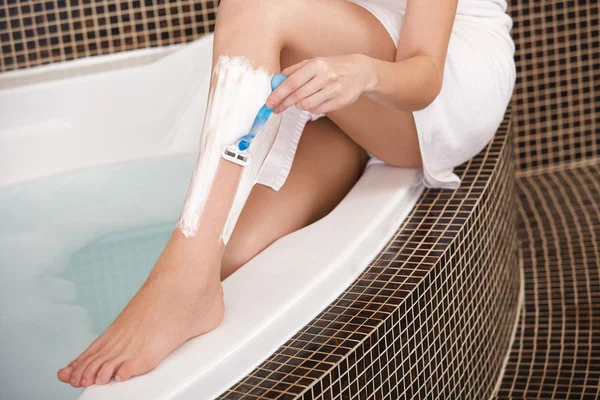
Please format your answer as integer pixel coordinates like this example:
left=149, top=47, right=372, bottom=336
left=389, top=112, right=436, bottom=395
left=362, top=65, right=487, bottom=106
left=217, top=0, right=296, bottom=24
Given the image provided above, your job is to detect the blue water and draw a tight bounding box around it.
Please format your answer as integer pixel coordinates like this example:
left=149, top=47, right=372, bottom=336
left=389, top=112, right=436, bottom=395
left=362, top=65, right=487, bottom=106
left=0, top=155, right=195, bottom=400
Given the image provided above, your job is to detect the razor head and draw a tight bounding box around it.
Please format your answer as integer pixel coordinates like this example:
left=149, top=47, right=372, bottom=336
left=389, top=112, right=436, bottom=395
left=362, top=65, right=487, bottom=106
left=221, top=145, right=251, bottom=167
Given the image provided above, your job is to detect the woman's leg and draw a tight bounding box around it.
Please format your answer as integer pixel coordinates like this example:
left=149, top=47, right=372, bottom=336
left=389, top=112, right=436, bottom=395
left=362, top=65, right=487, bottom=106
left=59, top=163, right=239, bottom=386
left=222, top=117, right=368, bottom=279
left=58, top=0, right=421, bottom=387
left=59, top=119, right=366, bottom=387
left=216, top=0, right=423, bottom=167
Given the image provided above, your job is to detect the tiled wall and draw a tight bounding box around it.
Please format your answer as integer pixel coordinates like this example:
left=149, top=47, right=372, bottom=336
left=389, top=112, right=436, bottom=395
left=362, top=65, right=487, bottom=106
left=0, top=0, right=217, bottom=71
left=508, top=0, right=599, bottom=173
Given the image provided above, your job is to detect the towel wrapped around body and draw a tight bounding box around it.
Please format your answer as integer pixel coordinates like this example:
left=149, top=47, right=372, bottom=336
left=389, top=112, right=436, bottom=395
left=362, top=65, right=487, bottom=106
left=255, top=0, right=517, bottom=190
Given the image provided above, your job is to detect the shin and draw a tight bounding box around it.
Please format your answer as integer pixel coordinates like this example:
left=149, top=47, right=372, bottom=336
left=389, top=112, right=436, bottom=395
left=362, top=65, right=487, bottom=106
left=177, top=55, right=283, bottom=244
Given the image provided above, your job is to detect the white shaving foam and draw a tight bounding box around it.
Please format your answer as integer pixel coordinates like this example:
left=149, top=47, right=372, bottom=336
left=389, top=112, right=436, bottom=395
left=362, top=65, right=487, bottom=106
left=177, top=55, right=282, bottom=243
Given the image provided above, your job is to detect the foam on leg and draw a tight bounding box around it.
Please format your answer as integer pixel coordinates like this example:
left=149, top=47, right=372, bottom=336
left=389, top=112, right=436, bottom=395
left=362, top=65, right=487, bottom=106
left=177, top=55, right=282, bottom=244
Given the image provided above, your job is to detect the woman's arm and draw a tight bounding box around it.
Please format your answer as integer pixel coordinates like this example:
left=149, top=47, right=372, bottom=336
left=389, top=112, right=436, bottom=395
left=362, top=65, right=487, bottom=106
left=267, top=0, right=458, bottom=114
left=364, top=0, right=458, bottom=110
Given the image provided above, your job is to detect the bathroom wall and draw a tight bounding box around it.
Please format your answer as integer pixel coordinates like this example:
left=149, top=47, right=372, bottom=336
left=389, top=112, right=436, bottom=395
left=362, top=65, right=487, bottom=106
left=0, top=0, right=597, bottom=172
left=0, top=0, right=217, bottom=71
left=508, top=0, right=599, bottom=174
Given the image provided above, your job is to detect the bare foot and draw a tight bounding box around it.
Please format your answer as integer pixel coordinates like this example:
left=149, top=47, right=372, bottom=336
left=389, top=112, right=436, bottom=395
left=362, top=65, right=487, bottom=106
left=56, top=232, right=225, bottom=387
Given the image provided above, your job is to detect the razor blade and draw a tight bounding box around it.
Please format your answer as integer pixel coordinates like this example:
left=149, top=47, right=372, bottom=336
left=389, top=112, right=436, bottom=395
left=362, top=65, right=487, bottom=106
left=221, top=144, right=251, bottom=167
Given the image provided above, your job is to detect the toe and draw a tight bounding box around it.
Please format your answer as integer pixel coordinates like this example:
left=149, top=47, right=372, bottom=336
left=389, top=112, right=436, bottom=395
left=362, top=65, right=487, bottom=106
left=64, top=338, right=106, bottom=386
left=81, top=356, right=110, bottom=387
left=115, top=359, right=138, bottom=382
left=57, top=364, right=75, bottom=383
left=95, top=358, right=124, bottom=385
left=115, top=356, right=158, bottom=382
left=69, top=366, right=84, bottom=387
left=57, top=359, right=80, bottom=383
left=69, top=354, right=98, bottom=387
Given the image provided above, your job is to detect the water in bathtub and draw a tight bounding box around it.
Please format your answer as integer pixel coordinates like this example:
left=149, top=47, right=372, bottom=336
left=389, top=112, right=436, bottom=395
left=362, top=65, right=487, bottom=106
left=0, top=155, right=195, bottom=399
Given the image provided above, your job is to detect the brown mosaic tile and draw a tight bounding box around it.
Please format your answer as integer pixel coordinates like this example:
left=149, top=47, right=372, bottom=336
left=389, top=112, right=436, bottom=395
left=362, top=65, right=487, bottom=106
left=495, top=162, right=600, bottom=399
left=509, top=0, right=600, bottom=173
left=218, top=110, right=521, bottom=399
left=0, top=0, right=218, bottom=72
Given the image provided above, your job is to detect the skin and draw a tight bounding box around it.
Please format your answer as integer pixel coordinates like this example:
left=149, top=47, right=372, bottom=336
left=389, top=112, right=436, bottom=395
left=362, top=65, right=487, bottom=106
left=57, top=0, right=458, bottom=388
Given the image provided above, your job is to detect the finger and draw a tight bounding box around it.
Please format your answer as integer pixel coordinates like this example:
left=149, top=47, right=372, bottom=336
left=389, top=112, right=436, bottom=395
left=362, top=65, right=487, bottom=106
left=266, top=63, right=317, bottom=109
left=311, top=99, right=343, bottom=115
left=281, top=59, right=310, bottom=77
left=296, top=88, right=335, bottom=113
left=274, top=75, right=326, bottom=114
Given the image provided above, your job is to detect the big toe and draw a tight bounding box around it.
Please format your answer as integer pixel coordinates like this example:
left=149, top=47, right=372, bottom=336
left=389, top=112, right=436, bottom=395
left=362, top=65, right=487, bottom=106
left=57, top=366, right=74, bottom=383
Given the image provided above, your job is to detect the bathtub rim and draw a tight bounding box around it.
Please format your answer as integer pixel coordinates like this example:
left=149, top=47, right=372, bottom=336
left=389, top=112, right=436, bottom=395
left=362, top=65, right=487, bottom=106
left=0, top=42, right=184, bottom=91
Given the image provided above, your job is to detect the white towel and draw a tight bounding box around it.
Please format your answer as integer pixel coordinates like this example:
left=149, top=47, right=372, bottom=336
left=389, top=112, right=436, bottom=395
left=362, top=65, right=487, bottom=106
left=359, top=0, right=516, bottom=189
left=257, top=0, right=517, bottom=190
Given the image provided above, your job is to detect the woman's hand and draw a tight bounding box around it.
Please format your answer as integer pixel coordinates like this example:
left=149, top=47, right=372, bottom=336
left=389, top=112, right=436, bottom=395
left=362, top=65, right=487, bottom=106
left=266, top=54, right=376, bottom=115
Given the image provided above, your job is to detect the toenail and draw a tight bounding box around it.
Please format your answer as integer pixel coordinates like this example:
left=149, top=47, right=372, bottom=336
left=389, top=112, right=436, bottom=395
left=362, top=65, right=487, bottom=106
left=62, top=366, right=73, bottom=373
left=81, top=378, right=87, bottom=386
left=115, top=376, right=121, bottom=382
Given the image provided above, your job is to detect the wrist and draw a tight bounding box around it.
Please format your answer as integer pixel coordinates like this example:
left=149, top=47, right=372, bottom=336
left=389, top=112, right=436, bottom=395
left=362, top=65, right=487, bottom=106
left=355, top=53, right=378, bottom=93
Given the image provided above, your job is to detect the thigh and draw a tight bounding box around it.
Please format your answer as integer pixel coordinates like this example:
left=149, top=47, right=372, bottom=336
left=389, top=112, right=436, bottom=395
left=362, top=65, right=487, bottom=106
left=221, top=117, right=367, bottom=280
left=278, top=0, right=422, bottom=168
left=216, top=0, right=422, bottom=168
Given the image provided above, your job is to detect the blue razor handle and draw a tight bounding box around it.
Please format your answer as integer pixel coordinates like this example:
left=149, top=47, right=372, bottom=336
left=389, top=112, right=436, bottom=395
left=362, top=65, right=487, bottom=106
left=271, top=73, right=287, bottom=91
left=236, top=74, right=287, bottom=151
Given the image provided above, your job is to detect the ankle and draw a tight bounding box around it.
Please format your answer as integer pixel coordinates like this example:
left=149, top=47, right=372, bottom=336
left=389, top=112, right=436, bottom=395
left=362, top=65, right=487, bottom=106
left=146, top=232, right=223, bottom=283
left=166, top=228, right=224, bottom=261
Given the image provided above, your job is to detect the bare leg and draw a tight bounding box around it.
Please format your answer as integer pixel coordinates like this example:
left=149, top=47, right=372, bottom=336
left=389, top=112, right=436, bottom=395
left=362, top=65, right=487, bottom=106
left=217, top=0, right=423, bottom=167
left=222, top=118, right=367, bottom=279
left=58, top=162, right=240, bottom=386
left=58, top=0, right=419, bottom=387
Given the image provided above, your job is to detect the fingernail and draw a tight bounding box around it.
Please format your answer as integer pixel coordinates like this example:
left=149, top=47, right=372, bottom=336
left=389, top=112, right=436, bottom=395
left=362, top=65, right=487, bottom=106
left=95, top=377, right=102, bottom=385
left=62, top=366, right=73, bottom=374
left=81, top=378, right=87, bottom=386
left=115, top=375, right=121, bottom=382
left=273, top=108, right=280, bottom=114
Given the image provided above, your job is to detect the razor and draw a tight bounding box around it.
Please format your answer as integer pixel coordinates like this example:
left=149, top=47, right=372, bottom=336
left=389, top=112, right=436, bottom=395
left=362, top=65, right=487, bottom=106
left=221, top=73, right=287, bottom=166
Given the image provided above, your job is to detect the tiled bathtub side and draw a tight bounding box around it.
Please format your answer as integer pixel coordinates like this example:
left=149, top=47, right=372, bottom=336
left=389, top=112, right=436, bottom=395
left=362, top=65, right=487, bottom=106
left=218, top=111, right=521, bottom=399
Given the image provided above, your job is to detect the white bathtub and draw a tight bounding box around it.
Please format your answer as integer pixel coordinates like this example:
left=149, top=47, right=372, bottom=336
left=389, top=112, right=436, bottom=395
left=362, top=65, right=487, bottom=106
left=0, top=34, right=424, bottom=400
